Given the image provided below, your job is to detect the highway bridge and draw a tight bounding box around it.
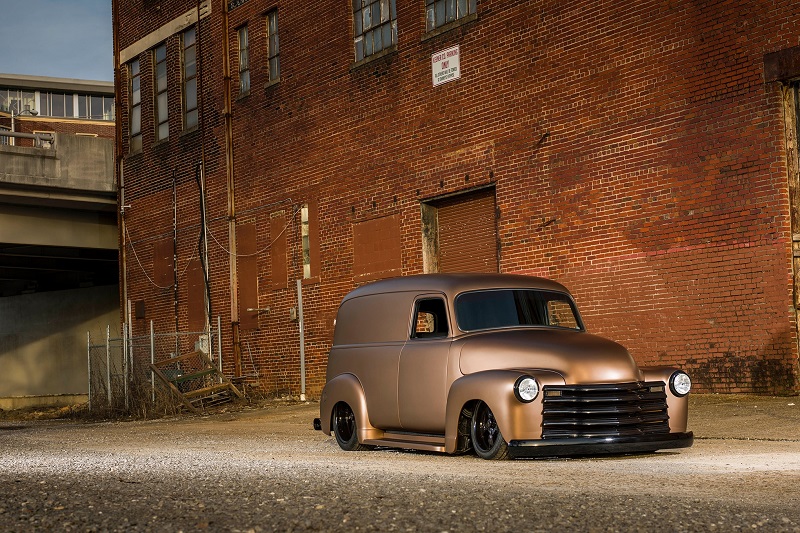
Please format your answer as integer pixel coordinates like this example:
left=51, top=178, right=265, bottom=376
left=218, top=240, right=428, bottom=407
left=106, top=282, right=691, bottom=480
left=0, top=133, right=119, bottom=408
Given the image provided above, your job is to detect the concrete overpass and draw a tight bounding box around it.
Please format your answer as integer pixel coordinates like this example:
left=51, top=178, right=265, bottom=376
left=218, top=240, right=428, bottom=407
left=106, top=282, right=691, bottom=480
left=0, top=133, right=119, bottom=408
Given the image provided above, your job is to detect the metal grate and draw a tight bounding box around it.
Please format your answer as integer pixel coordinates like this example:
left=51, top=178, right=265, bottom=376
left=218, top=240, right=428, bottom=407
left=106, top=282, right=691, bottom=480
left=541, top=382, right=670, bottom=439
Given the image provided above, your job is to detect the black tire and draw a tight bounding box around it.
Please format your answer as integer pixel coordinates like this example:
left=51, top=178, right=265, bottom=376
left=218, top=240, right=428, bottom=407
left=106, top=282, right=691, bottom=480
left=470, top=400, right=510, bottom=460
left=332, top=402, right=372, bottom=451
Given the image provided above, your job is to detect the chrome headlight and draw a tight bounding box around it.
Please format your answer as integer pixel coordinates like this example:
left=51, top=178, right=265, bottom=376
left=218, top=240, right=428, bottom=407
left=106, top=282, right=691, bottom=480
left=669, top=371, right=692, bottom=397
left=514, top=375, right=540, bottom=403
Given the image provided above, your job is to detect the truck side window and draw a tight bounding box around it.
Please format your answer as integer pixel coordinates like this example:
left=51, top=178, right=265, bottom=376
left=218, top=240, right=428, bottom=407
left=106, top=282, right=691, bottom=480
left=412, top=298, right=449, bottom=339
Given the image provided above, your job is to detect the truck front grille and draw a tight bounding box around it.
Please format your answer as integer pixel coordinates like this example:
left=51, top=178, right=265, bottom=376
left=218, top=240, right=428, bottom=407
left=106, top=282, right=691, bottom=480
left=541, top=381, right=670, bottom=439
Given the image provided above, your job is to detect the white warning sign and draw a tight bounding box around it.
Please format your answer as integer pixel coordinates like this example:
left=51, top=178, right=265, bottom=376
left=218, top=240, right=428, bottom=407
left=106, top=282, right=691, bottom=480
left=432, top=45, right=461, bottom=87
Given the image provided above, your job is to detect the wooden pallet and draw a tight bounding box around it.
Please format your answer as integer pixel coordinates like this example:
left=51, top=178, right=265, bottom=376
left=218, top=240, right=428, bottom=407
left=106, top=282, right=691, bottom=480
left=150, top=351, right=243, bottom=413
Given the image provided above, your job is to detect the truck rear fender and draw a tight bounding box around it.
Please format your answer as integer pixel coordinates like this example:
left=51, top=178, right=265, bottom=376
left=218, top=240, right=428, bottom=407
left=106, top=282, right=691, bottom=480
left=319, top=373, right=382, bottom=442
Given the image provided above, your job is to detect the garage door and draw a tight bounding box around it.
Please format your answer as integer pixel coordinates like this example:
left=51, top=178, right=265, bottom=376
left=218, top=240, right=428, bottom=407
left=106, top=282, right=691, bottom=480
left=434, top=188, right=498, bottom=273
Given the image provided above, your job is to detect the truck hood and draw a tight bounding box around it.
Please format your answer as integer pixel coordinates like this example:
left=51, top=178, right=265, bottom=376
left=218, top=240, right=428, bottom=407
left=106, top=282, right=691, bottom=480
left=458, top=328, right=642, bottom=384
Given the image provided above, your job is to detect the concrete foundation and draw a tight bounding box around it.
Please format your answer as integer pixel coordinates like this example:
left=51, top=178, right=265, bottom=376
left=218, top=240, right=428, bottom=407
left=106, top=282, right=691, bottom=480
left=0, top=393, right=89, bottom=411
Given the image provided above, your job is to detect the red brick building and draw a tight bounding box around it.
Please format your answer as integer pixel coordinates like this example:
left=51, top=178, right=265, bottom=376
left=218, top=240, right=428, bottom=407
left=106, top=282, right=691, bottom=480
left=113, top=0, right=800, bottom=394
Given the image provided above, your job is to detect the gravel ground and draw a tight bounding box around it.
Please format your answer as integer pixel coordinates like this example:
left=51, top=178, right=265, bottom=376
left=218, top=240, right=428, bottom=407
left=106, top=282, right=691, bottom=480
left=0, top=396, right=799, bottom=532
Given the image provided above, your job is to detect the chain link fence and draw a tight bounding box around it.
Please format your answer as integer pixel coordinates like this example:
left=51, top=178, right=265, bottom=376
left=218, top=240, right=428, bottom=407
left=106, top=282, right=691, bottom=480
left=87, top=320, right=223, bottom=417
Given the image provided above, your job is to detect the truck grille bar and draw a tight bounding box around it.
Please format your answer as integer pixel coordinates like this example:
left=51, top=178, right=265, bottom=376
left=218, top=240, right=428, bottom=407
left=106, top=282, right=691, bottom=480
left=541, top=381, right=670, bottom=439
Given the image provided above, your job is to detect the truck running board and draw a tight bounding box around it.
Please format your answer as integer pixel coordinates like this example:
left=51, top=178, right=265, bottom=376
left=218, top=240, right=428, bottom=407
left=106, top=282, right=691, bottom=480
left=363, top=432, right=446, bottom=453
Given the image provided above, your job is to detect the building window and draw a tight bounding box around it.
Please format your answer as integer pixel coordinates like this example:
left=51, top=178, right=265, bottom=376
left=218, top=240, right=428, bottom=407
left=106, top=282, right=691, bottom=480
left=301, top=205, right=311, bottom=279
left=0, top=89, right=35, bottom=115
left=128, top=59, right=142, bottom=153
left=0, top=126, right=9, bottom=146
left=353, top=0, right=397, bottom=62
left=153, top=44, right=168, bottom=141
left=265, top=11, right=280, bottom=83
left=237, top=25, right=250, bottom=95
left=425, top=0, right=476, bottom=32
left=39, top=92, right=74, bottom=118
left=3, top=89, right=112, bottom=120
left=79, top=94, right=114, bottom=120
left=0, top=90, right=35, bottom=115
left=182, top=26, right=198, bottom=130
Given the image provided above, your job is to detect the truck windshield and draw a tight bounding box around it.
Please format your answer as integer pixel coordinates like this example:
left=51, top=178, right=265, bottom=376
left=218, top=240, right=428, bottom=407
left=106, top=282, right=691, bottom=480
left=455, top=289, right=582, bottom=332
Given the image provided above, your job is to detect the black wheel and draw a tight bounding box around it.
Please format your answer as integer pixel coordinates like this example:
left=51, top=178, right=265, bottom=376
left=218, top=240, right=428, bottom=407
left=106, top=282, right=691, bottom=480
left=470, top=400, right=509, bottom=460
left=332, top=402, right=372, bottom=451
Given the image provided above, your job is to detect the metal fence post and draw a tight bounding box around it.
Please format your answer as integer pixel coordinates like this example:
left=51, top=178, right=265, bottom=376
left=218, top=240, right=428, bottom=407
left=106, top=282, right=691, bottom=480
left=217, top=315, right=223, bottom=373
left=123, top=322, right=129, bottom=411
left=106, top=325, right=112, bottom=408
left=150, top=320, right=155, bottom=404
left=87, top=331, right=92, bottom=413
left=297, top=279, right=306, bottom=401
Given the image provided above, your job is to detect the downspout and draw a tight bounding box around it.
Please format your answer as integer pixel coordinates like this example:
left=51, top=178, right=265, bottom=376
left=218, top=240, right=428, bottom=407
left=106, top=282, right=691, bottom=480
left=221, top=0, right=242, bottom=377
left=196, top=0, right=215, bottom=352
left=112, top=0, right=128, bottom=334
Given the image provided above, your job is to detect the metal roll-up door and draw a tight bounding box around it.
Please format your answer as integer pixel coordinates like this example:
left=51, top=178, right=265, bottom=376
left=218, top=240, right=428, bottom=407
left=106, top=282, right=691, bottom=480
left=435, top=188, right=498, bottom=273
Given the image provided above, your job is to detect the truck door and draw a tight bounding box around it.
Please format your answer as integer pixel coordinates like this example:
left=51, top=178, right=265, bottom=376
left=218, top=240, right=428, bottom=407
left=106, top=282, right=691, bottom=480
left=398, top=296, right=451, bottom=433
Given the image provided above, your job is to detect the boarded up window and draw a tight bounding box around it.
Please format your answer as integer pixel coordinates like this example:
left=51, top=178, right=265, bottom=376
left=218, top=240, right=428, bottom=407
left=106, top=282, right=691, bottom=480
left=353, top=214, right=402, bottom=281
left=431, top=188, right=498, bottom=273
left=238, top=222, right=259, bottom=330
left=187, top=258, right=206, bottom=332
left=302, top=200, right=321, bottom=280
left=270, top=212, right=288, bottom=289
left=153, top=238, right=174, bottom=287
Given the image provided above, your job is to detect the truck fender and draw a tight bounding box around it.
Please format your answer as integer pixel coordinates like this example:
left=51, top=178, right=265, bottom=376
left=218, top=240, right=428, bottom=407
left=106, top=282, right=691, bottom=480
left=640, top=366, right=690, bottom=433
left=444, top=369, right=564, bottom=453
left=319, top=373, right=382, bottom=443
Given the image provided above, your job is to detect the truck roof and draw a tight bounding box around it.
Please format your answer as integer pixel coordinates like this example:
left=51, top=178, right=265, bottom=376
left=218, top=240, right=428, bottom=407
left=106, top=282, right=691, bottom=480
left=343, top=273, right=570, bottom=303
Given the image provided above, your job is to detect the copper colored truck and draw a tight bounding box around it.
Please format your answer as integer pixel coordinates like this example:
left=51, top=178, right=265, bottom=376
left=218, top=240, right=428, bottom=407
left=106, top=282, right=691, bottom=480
left=314, top=273, right=693, bottom=459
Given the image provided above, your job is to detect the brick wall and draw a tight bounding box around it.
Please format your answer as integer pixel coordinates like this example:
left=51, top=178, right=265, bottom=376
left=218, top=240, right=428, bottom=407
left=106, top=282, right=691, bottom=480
left=116, top=0, right=800, bottom=394
left=0, top=116, right=113, bottom=147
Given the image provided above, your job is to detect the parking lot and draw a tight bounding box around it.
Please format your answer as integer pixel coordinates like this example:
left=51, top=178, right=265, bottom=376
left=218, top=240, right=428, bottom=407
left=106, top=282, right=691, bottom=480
left=0, top=395, right=799, bottom=531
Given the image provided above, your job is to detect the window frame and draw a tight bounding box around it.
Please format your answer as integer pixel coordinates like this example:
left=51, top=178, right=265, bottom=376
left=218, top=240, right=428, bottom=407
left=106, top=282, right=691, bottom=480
left=265, top=10, right=280, bottom=84
left=128, top=58, right=142, bottom=153
left=237, top=25, right=250, bottom=96
left=425, top=0, right=476, bottom=33
left=299, top=201, right=320, bottom=282
left=410, top=297, right=450, bottom=339
left=301, top=204, right=311, bottom=279
left=153, top=43, right=169, bottom=142
left=182, top=26, right=198, bottom=131
left=352, top=0, right=397, bottom=63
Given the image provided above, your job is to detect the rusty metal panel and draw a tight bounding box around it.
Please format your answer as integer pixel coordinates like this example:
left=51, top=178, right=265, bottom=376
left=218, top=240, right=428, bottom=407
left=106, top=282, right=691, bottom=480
left=270, top=213, right=287, bottom=289
left=153, top=238, right=174, bottom=287
left=353, top=214, right=402, bottom=281
left=187, top=258, right=206, bottom=332
left=237, top=222, right=258, bottom=330
left=436, top=188, right=498, bottom=273
left=764, top=45, right=800, bottom=83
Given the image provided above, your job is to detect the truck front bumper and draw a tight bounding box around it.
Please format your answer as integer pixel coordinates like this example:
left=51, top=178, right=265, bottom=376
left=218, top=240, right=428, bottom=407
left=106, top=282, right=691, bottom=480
left=507, top=431, right=693, bottom=458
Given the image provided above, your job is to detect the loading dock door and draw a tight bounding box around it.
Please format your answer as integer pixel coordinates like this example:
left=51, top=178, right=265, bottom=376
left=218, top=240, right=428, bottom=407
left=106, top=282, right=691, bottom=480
left=434, top=188, right=498, bottom=273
